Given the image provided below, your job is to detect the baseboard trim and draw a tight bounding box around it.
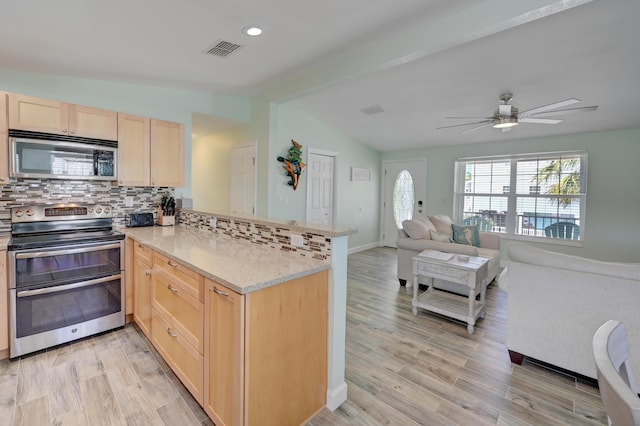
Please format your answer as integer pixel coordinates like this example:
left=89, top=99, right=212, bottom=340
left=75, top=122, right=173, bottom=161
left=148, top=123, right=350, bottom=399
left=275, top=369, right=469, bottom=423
left=348, top=242, right=379, bottom=255
left=326, top=382, right=348, bottom=411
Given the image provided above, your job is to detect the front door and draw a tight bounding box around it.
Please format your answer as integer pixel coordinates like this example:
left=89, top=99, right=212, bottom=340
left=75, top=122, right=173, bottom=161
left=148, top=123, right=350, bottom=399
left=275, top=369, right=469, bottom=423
left=381, top=159, right=427, bottom=247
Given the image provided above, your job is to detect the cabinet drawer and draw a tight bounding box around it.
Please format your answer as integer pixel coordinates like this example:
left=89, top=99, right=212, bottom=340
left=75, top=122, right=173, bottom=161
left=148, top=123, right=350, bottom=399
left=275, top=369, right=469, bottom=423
left=153, top=252, right=202, bottom=298
left=151, top=307, right=203, bottom=404
left=416, top=261, right=469, bottom=284
left=152, top=273, right=203, bottom=353
left=134, top=241, right=153, bottom=265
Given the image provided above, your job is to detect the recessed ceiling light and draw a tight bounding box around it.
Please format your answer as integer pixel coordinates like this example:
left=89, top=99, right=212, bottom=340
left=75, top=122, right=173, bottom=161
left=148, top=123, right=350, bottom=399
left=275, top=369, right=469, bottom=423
left=243, top=26, right=263, bottom=37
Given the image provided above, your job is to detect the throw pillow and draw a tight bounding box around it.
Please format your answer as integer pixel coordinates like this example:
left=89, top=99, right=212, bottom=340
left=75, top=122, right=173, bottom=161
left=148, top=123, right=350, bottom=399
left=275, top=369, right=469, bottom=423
left=452, top=224, right=481, bottom=247
left=402, top=219, right=432, bottom=240
left=430, top=230, right=454, bottom=243
left=428, top=215, right=454, bottom=237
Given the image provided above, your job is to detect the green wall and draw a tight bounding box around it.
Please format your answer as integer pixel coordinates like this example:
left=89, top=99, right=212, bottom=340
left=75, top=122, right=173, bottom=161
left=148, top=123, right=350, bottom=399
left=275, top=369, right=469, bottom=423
left=271, top=102, right=381, bottom=250
left=382, top=128, right=640, bottom=262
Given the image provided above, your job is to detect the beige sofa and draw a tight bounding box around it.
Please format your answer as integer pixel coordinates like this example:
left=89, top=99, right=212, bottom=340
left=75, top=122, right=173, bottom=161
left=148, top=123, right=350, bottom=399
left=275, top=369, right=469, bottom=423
left=396, top=215, right=501, bottom=295
left=501, top=242, right=640, bottom=379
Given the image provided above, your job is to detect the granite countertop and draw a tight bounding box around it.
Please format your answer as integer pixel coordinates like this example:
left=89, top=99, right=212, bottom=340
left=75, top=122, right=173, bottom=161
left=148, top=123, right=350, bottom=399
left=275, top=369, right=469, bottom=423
left=123, top=225, right=330, bottom=294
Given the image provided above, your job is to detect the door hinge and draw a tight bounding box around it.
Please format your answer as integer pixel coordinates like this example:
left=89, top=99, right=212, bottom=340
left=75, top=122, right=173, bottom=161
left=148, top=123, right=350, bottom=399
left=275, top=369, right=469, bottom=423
left=252, top=157, right=256, bottom=165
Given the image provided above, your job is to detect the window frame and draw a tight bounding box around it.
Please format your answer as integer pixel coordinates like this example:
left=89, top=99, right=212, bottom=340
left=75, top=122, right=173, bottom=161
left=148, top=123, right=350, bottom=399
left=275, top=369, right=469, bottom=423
left=453, top=150, right=587, bottom=244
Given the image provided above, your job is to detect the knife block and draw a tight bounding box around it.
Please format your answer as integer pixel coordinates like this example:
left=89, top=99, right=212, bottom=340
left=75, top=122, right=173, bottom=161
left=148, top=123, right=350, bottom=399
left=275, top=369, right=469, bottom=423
left=157, top=208, right=175, bottom=226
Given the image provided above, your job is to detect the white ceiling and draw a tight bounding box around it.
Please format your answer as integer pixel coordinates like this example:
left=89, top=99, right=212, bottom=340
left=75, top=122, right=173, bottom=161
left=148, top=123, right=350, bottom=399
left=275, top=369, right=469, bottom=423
left=2, top=0, right=638, bottom=152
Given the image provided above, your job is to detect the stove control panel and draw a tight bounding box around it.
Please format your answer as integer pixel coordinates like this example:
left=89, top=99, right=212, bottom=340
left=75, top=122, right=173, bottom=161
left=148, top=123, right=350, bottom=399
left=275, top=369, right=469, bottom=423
left=11, top=203, right=114, bottom=223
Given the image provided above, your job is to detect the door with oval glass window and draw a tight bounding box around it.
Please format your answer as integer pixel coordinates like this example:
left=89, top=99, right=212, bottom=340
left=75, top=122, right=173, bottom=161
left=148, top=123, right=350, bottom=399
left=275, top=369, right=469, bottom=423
left=381, top=159, right=427, bottom=247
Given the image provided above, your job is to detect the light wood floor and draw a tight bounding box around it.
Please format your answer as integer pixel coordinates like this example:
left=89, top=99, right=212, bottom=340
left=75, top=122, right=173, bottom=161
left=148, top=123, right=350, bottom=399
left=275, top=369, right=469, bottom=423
left=309, top=247, right=607, bottom=426
left=0, top=247, right=607, bottom=425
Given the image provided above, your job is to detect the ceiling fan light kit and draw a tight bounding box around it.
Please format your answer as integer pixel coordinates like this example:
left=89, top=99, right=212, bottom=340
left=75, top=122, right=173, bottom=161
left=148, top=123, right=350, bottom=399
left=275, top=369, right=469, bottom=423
left=493, top=117, right=518, bottom=129
left=437, top=92, right=598, bottom=135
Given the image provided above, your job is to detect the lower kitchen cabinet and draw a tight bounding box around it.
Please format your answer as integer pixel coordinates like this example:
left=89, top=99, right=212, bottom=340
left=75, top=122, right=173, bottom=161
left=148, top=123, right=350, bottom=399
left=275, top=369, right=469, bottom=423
left=133, top=242, right=153, bottom=337
left=204, top=280, right=245, bottom=426
left=128, top=239, right=328, bottom=425
left=151, top=307, right=204, bottom=403
left=205, top=271, right=328, bottom=426
left=1, top=251, right=8, bottom=357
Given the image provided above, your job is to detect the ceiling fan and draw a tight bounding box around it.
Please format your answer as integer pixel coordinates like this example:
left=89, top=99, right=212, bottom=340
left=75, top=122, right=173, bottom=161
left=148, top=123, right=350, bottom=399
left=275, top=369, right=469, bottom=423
left=437, top=93, right=598, bottom=134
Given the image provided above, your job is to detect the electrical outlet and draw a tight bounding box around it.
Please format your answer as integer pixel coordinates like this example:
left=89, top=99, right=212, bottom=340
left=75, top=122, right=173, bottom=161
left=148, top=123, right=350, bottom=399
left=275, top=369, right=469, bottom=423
left=125, top=196, right=134, bottom=207
left=290, top=234, right=304, bottom=247
left=209, top=217, right=217, bottom=228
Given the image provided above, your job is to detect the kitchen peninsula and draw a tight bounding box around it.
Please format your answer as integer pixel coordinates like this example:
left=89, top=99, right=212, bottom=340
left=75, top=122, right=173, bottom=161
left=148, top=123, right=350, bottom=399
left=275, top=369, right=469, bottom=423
left=124, top=212, right=355, bottom=426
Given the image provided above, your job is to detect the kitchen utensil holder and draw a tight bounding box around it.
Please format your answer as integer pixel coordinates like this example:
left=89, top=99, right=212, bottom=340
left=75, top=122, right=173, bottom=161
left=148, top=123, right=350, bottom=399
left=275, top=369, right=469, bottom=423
left=158, top=215, right=175, bottom=226
left=157, top=208, right=175, bottom=226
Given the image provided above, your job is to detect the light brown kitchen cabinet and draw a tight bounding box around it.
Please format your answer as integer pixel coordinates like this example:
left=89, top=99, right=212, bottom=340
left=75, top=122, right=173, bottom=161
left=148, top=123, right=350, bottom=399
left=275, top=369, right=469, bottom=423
left=204, top=280, right=245, bottom=426
left=125, top=241, right=328, bottom=425
left=150, top=119, right=184, bottom=187
left=8, top=93, right=117, bottom=140
left=151, top=251, right=204, bottom=403
left=0, top=92, right=8, bottom=183
left=205, top=271, right=328, bottom=426
left=117, top=115, right=184, bottom=187
left=0, top=251, right=8, bottom=359
left=133, top=242, right=153, bottom=337
left=117, top=113, right=151, bottom=186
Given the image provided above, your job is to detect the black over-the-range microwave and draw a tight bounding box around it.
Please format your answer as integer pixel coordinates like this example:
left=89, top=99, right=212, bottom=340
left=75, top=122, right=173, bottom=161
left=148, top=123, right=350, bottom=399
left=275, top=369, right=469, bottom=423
left=8, top=130, right=117, bottom=181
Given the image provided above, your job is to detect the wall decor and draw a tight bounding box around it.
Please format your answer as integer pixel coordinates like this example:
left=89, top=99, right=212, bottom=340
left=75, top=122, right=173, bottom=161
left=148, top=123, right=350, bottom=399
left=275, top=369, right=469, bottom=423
left=277, top=139, right=306, bottom=190
left=351, top=167, right=371, bottom=182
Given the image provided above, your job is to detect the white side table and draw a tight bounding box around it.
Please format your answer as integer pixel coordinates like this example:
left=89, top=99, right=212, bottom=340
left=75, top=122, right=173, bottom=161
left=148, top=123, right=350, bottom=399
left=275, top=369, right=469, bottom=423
left=412, top=250, right=489, bottom=334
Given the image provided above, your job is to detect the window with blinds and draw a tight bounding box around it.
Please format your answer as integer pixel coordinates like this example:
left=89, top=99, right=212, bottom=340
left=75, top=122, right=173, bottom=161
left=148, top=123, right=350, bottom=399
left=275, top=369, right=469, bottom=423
left=453, top=151, right=587, bottom=241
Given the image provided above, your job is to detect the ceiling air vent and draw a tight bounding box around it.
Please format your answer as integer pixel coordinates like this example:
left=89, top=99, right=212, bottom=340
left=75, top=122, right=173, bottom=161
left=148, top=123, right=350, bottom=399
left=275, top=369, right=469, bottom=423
left=203, top=40, right=242, bottom=57
left=360, top=105, right=385, bottom=115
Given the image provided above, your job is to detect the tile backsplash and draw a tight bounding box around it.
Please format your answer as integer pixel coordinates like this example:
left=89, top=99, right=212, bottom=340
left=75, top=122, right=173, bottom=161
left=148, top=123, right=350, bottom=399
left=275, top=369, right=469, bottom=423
left=0, top=179, right=173, bottom=233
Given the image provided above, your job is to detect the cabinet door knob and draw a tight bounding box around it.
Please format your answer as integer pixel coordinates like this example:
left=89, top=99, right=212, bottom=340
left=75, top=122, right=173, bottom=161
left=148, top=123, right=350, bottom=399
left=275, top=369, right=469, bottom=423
left=70, top=129, right=76, bottom=134
left=167, top=260, right=178, bottom=267
left=167, top=284, right=178, bottom=293
left=62, top=128, right=68, bottom=133
left=167, top=328, right=178, bottom=338
left=212, top=286, right=229, bottom=297
left=145, top=271, right=151, bottom=276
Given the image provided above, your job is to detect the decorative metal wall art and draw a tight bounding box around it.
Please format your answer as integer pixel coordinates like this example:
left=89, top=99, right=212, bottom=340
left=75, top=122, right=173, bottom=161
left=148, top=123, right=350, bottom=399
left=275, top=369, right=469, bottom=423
left=277, top=139, right=306, bottom=190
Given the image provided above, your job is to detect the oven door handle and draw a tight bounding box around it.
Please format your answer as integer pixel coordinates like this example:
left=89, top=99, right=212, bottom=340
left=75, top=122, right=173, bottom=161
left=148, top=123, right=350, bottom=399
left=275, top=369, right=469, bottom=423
left=16, top=274, right=122, bottom=298
left=15, top=243, right=122, bottom=259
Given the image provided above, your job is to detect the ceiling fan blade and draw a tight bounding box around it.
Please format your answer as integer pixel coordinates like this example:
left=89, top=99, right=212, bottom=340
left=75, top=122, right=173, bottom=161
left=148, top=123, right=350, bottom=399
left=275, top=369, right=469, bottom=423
left=460, top=122, right=495, bottom=135
left=436, top=120, right=492, bottom=130
left=528, top=105, right=599, bottom=117
left=498, top=104, right=512, bottom=117
left=444, top=116, right=493, bottom=119
left=518, top=98, right=581, bottom=118
left=518, top=118, right=563, bottom=124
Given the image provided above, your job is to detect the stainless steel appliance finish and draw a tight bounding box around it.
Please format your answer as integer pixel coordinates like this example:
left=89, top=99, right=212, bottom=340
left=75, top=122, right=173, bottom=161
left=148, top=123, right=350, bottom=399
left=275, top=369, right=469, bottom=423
left=8, top=130, right=117, bottom=181
left=7, top=203, right=125, bottom=358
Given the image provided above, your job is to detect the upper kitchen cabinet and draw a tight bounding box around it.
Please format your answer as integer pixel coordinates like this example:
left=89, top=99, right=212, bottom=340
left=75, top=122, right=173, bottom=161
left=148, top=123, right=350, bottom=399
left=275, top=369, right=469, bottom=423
left=117, top=115, right=184, bottom=187
left=117, top=113, right=151, bottom=186
left=150, top=119, right=184, bottom=187
left=0, top=92, right=8, bottom=183
left=8, top=93, right=117, bottom=140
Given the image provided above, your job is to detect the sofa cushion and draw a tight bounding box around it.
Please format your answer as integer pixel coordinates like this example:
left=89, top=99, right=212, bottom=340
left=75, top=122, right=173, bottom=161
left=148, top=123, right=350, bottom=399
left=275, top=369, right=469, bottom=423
left=452, top=224, right=481, bottom=247
left=430, top=230, right=454, bottom=243
left=402, top=219, right=435, bottom=240
left=428, top=215, right=454, bottom=237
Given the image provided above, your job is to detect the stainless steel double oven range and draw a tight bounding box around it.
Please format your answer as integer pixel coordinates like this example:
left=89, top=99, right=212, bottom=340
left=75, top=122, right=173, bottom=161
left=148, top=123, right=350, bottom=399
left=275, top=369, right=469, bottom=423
left=7, top=203, right=125, bottom=358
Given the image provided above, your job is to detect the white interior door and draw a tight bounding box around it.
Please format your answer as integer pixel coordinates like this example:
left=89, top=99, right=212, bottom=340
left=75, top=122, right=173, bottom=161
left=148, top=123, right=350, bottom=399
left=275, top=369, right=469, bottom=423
left=381, top=159, right=427, bottom=247
left=231, top=142, right=256, bottom=216
left=306, top=150, right=336, bottom=226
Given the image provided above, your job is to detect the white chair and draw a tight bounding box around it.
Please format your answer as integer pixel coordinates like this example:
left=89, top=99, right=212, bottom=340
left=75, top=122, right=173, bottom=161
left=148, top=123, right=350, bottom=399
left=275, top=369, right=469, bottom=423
left=593, top=320, right=640, bottom=426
